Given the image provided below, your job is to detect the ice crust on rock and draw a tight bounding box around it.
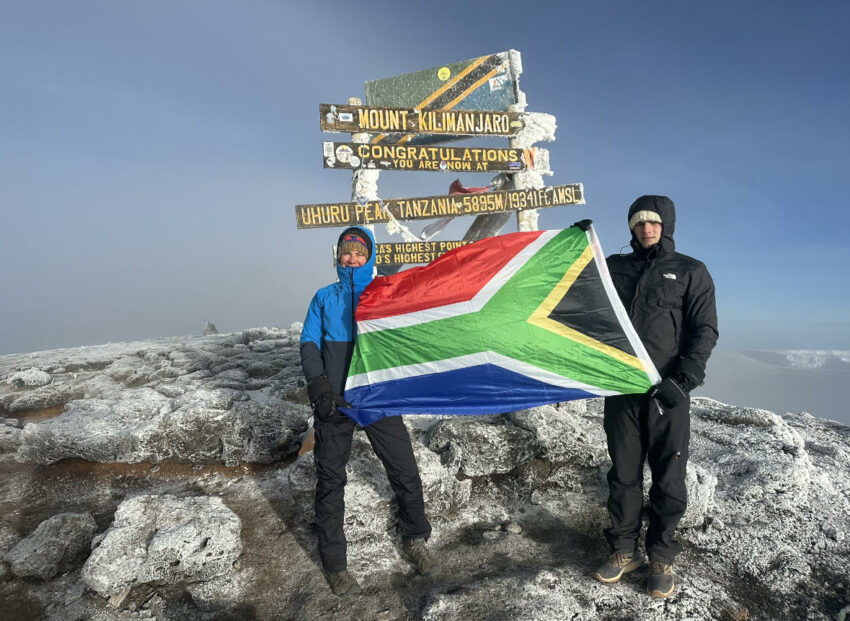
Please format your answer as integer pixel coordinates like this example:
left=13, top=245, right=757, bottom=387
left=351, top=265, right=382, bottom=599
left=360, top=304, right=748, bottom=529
left=81, top=494, right=242, bottom=597
left=6, top=368, right=52, bottom=387
left=1, top=330, right=849, bottom=619
left=428, top=415, right=539, bottom=477
left=3, top=329, right=311, bottom=465
left=5, top=512, right=96, bottom=579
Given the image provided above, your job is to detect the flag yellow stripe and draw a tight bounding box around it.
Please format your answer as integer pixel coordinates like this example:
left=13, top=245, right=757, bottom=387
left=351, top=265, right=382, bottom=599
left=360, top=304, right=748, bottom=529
left=444, top=65, right=504, bottom=110
left=527, top=246, right=646, bottom=372
left=416, top=54, right=490, bottom=110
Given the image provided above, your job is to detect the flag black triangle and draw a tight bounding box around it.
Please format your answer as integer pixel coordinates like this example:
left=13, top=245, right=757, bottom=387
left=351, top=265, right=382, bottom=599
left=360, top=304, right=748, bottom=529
left=546, top=262, right=637, bottom=358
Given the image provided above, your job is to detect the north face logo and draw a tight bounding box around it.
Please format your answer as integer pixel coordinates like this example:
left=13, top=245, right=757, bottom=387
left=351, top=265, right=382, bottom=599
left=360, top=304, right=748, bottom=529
left=663, top=273, right=677, bottom=280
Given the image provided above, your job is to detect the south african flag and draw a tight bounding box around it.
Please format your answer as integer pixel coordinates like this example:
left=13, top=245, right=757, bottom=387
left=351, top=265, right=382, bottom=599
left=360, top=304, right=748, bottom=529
left=342, top=226, right=660, bottom=426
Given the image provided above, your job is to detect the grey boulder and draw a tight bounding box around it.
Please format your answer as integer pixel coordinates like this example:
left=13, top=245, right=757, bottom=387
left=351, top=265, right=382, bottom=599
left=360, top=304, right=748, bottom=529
left=5, top=512, right=97, bottom=579
left=81, top=494, right=242, bottom=598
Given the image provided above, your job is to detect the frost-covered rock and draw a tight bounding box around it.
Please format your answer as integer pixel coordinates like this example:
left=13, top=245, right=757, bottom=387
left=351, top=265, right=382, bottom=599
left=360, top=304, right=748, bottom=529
left=6, top=368, right=52, bottom=388
left=0, top=524, right=22, bottom=578
left=14, top=385, right=310, bottom=465
left=509, top=400, right=608, bottom=467
left=81, top=495, right=242, bottom=597
left=680, top=462, right=717, bottom=528
left=428, top=415, right=539, bottom=477
left=5, top=512, right=96, bottom=579
left=0, top=419, right=23, bottom=456
left=186, top=567, right=251, bottom=612
left=692, top=400, right=814, bottom=510
left=1, top=329, right=308, bottom=465
left=1, top=332, right=848, bottom=619
left=0, top=382, right=84, bottom=414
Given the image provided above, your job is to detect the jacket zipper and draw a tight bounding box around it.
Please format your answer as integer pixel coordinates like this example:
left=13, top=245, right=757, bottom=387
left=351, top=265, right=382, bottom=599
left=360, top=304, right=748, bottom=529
left=630, top=254, right=651, bottom=317
left=349, top=271, right=356, bottom=338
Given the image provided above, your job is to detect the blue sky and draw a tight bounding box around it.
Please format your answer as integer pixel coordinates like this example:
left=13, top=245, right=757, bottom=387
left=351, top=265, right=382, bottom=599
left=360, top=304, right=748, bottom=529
left=1, top=0, right=849, bottom=355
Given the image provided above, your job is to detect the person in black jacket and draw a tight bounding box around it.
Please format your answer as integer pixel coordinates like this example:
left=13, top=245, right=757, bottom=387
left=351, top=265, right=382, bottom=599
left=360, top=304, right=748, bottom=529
left=300, top=227, right=434, bottom=597
left=592, top=195, right=718, bottom=598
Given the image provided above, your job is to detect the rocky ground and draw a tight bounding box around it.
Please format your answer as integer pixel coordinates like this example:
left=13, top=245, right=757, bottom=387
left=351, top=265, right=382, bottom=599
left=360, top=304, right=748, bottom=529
left=1, top=327, right=848, bottom=620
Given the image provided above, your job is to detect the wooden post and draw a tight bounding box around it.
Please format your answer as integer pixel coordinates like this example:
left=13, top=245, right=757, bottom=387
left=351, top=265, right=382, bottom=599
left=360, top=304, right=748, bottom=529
left=347, top=97, right=378, bottom=273
left=348, top=97, right=378, bottom=234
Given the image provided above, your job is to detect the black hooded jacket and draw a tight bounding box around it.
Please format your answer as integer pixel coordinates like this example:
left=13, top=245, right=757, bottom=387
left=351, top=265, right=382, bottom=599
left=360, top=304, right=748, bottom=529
left=606, top=196, right=718, bottom=390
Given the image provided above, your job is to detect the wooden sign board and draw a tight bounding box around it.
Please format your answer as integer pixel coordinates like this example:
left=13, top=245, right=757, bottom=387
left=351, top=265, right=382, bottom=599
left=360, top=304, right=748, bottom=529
left=364, top=50, right=521, bottom=145
left=375, top=240, right=470, bottom=266
left=322, top=141, right=542, bottom=173
left=320, top=103, right=526, bottom=137
left=295, top=184, right=584, bottom=229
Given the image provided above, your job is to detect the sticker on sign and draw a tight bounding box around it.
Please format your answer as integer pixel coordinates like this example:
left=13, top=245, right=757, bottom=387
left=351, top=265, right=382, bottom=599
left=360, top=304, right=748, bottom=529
left=489, top=74, right=509, bottom=92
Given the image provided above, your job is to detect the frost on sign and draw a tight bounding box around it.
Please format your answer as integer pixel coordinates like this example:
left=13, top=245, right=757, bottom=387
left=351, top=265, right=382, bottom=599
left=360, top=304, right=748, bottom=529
left=363, top=50, right=523, bottom=146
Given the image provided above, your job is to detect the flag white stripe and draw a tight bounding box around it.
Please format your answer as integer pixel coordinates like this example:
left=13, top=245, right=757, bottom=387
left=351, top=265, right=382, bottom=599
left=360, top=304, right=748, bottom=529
left=357, top=230, right=559, bottom=334
left=345, top=350, right=621, bottom=396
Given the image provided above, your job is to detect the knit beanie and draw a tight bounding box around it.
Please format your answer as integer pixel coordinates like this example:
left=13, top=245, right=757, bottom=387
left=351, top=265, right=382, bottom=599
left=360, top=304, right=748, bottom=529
left=338, top=232, right=371, bottom=260
left=628, top=210, right=663, bottom=231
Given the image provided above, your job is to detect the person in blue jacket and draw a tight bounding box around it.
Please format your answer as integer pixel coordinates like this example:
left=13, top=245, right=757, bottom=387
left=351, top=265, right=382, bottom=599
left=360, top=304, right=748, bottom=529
left=300, top=226, right=434, bottom=597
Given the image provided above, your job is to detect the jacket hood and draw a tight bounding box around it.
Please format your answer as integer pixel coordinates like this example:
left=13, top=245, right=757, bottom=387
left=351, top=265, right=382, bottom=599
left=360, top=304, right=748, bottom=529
left=336, top=226, right=376, bottom=291
left=628, top=195, right=676, bottom=254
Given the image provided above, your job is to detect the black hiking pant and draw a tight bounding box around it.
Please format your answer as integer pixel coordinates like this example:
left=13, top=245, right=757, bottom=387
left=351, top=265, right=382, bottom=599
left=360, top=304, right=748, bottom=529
left=603, top=393, right=690, bottom=564
left=313, top=414, right=431, bottom=573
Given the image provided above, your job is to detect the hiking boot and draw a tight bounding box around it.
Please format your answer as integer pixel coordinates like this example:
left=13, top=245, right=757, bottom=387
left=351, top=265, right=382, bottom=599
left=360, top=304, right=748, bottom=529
left=647, top=561, right=675, bottom=598
left=593, top=551, right=643, bottom=583
left=325, top=570, right=361, bottom=596
left=403, top=537, right=435, bottom=576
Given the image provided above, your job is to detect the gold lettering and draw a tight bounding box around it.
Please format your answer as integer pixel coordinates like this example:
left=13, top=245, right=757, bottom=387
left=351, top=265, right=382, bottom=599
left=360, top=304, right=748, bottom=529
left=443, top=112, right=455, bottom=133
left=463, top=113, right=474, bottom=133
left=367, top=109, right=379, bottom=129
left=492, top=114, right=503, bottom=133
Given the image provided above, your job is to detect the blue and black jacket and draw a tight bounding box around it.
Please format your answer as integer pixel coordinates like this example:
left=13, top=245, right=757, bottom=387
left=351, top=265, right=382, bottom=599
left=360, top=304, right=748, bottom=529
left=300, top=227, right=376, bottom=395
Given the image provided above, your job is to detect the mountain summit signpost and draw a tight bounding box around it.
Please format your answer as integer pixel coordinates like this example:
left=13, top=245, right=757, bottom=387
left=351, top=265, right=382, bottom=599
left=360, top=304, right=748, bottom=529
left=294, top=50, right=585, bottom=267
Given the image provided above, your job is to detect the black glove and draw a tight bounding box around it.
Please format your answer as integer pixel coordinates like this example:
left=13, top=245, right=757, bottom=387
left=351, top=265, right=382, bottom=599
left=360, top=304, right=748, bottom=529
left=307, top=376, right=351, bottom=422
left=674, top=357, right=705, bottom=392
left=649, top=377, right=688, bottom=409
left=571, top=219, right=592, bottom=231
